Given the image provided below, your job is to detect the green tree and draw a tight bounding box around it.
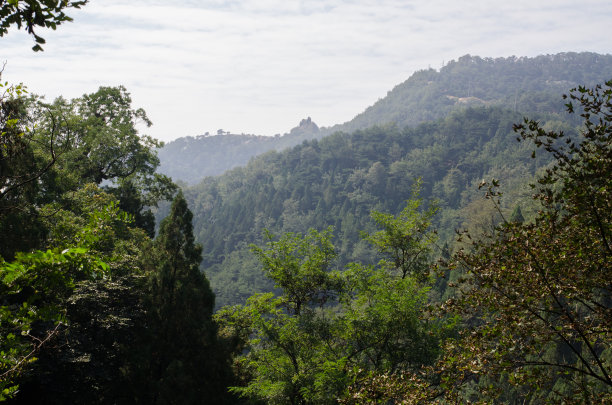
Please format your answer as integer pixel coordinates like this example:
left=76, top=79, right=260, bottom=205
left=13, top=274, right=148, bottom=404
left=3, top=188, right=163, bottom=404
left=219, top=228, right=343, bottom=404
left=0, top=76, right=56, bottom=259
left=438, top=81, right=612, bottom=403
left=0, top=195, right=132, bottom=400
left=365, top=180, right=437, bottom=281
left=251, top=227, right=341, bottom=316
left=136, top=192, right=233, bottom=404
left=0, top=74, right=176, bottom=401
left=509, top=204, right=525, bottom=223
left=0, top=85, right=175, bottom=259
left=0, top=0, right=88, bottom=51
left=33, top=86, right=169, bottom=187
left=218, top=195, right=444, bottom=404
left=0, top=247, right=107, bottom=400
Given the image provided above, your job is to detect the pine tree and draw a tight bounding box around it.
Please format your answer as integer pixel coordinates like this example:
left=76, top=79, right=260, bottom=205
left=136, top=192, right=234, bottom=404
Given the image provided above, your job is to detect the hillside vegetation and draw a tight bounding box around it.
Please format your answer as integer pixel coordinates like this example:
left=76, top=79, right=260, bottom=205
left=158, top=52, right=612, bottom=184
left=185, top=104, right=570, bottom=308
left=209, top=81, right=612, bottom=403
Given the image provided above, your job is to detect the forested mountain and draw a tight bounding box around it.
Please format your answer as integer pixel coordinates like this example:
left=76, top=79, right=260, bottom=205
left=184, top=105, right=570, bottom=308
left=325, top=52, right=612, bottom=134
left=157, top=117, right=321, bottom=184
left=159, top=52, right=612, bottom=184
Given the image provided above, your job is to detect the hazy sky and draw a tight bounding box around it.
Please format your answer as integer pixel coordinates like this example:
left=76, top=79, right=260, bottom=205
left=2, top=0, right=611, bottom=142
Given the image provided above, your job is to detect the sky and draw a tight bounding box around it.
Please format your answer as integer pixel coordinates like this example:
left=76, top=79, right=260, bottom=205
left=2, top=0, right=611, bottom=143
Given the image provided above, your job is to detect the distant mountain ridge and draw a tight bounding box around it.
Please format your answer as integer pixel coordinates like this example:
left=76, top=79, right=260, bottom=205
left=157, top=117, right=321, bottom=184
left=157, top=52, right=612, bottom=184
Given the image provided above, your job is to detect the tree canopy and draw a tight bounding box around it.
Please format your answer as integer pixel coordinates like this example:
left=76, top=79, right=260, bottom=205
left=0, top=75, right=234, bottom=402
left=133, top=192, right=236, bottom=404
left=217, top=192, right=447, bottom=404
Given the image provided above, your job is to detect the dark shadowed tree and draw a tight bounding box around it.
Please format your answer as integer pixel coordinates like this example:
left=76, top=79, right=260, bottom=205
left=132, top=192, right=235, bottom=404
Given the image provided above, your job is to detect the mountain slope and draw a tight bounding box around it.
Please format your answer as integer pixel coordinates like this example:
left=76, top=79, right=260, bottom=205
left=157, top=117, right=320, bottom=184
left=158, top=52, right=612, bottom=184
left=325, top=52, right=612, bottom=134
left=186, top=105, right=575, bottom=308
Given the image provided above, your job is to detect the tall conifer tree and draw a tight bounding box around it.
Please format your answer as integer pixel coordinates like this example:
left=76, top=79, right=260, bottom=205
left=139, top=192, right=232, bottom=404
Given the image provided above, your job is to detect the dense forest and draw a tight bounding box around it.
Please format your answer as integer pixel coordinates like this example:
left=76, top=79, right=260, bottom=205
left=1, top=2, right=611, bottom=404
left=184, top=105, right=567, bottom=308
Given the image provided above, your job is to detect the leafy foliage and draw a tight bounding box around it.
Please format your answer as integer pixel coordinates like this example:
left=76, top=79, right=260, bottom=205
left=251, top=227, right=341, bottom=316
left=365, top=180, right=437, bottom=280
left=0, top=0, right=88, bottom=51
left=0, top=74, right=186, bottom=401
left=0, top=202, right=124, bottom=400
left=12, top=274, right=148, bottom=404
left=0, top=77, right=51, bottom=259
left=437, top=81, right=612, bottom=403
left=0, top=84, right=175, bottom=260
left=218, top=195, right=446, bottom=404
left=32, top=85, right=169, bottom=187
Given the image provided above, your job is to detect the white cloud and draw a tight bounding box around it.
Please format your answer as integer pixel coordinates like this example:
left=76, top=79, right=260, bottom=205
left=1, top=0, right=611, bottom=141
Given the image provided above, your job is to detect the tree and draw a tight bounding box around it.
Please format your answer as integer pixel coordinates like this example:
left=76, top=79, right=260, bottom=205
left=438, top=81, right=612, bottom=403
left=0, top=85, right=175, bottom=259
left=0, top=75, right=52, bottom=259
left=135, top=192, right=234, bottom=404
left=218, top=194, right=444, bottom=404
left=108, top=178, right=157, bottom=238
left=0, top=0, right=88, bottom=51
left=34, top=86, right=165, bottom=186
left=364, top=180, right=437, bottom=281
left=251, top=227, right=341, bottom=316
left=0, top=193, right=134, bottom=401
left=27, top=189, right=151, bottom=404
left=509, top=204, right=524, bottom=223
left=10, top=275, right=149, bottom=405
left=0, top=73, right=177, bottom=400
left=218, top=228, right=344, bottom=404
